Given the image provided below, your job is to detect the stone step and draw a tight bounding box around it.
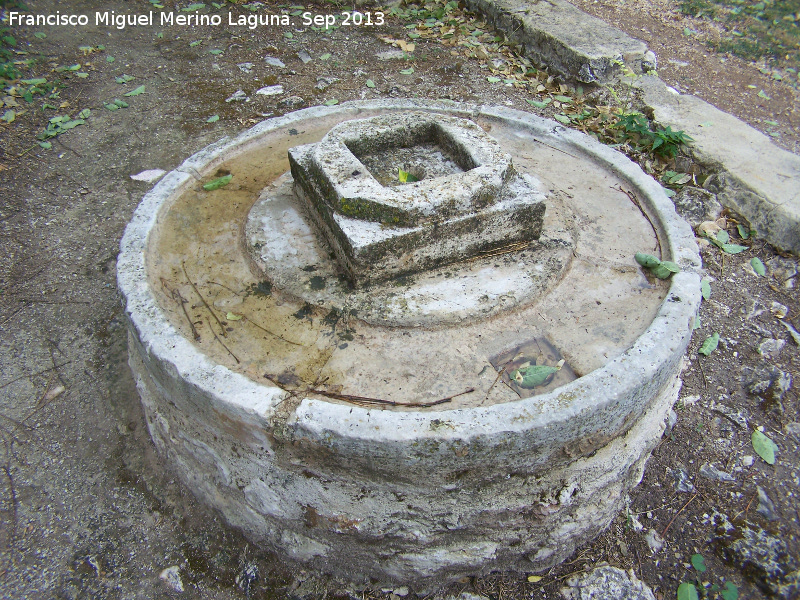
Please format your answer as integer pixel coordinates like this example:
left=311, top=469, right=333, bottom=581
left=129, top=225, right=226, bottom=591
left=465, top=0, right=652, bottom=83
left=637, top=76, right=800, bottom=255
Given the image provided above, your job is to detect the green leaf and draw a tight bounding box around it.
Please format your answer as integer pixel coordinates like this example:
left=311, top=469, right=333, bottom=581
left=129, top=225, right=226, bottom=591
left=651, top=263, right=673, bottom=279
left=206, top=114, right=219, bottom=123
left=34, top=32, right=47, bottom=39
left=635, top=253, right=661, bottom=268
left=209, top=49, right=223, bottom=55
left=106, top=55, right=115, bottom=63
left=701, top=279, right=711, bottom=300
left=398, top=168, right=419, bottom=183
left=554, top=114, right=571, bottom=125
left=190, top=40, right=202, bottom=47
left=737, top=223, right=749, bottom=239
left=487, top=76, right=501, bottom=83
left=698, top=332, right=720, bottom=356
left=60, top=119, right=85, bottom=130
left=202, top=174, right=232, bottom=191
left=690, top=553, right=706, bottom=573
left=284, top=32, right=294, bottom=39
left=757, top=89, right=771, bottom=100
left=512, top=364, right=560, bottom=389
left=104, top=103, right=120, bottom=111
left=76, top=72, right=89, bottom=78
left=113, top=99, right=129, bottom=108
left=526, top=98, right=551, bottom=108
left=716, top=230, right=729, bottom=244
left=78, top=108, right=91, bottom=119
left=661, top=186, right=676, bottom=197
left=1, top=109, right=15, bottom=123
left=226, top=312, right=242, bottom=321
left=365, top=79, right=375, bottom=88
left=661, top=261, right=681, bottom=273
left=38, top=141, right=52, bottom=149
left=124, top=85, right=146, bottom=97
left=553, top=95, right=572, bottom=103
left=21, top=77, right=47, bottom=85
left=751, top=257, right=766, bottom=276
left=399, top=67, right=415, bottom=75
left=3, top=35, right=16, bottom=46
left=319, top=53, right=332, bottom=60
left=183, top=2, right=206, bottom=10
left=720, top=582, right=739, bottom=600
left=323, top=98, right=339, bottom=106
left=693, top=316, right=701, bottom=330
left=677, top=582, right=699, bottom=600
left=115, top=74, right=135, bottom=84
left=722, top=243, right=747, bottom=254
left=751, top=429, right=778, bottom=465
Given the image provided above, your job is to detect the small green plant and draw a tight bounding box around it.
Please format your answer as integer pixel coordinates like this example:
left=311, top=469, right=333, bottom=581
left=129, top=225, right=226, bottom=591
left=678, top=553, right=739, bottom=600
left=616, top=113, right=694, bottom=158
left=635, top=252, right=681, bottom=279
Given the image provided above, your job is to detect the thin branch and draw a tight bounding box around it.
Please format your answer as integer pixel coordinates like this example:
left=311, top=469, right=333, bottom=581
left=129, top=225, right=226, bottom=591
left=0, top=362, right=71, bottom=390
left=613, top=185, right=662, bottom=258
left=207, top=319, right=240, bottom=364
left=243, top=315, right=303, bottom=347
left=182, top=261, right=226, bottom=337
left=661, top=492, right=698, bottom=536
left=161, top=278, right=200, bottom=341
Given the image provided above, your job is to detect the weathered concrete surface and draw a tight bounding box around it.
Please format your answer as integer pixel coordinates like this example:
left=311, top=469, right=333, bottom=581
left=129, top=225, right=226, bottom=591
left=464, top=0, right=652, bottom=83
left=637, top=76, right=800, bottom=255
left=118, top=100, right=701, bottom=589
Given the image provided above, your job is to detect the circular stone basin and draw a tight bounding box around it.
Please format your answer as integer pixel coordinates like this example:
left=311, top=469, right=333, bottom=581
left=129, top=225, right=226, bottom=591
left=118, top=100, right=700, bottom=588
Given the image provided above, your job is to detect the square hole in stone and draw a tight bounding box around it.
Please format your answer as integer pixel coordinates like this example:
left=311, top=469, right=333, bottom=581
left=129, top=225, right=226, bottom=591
left=345, top=122, right=477, bottom=187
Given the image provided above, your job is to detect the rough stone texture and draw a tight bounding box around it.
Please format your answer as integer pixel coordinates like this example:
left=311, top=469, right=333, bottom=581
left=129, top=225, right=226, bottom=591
left=118, top=100, right=701, bottom=588
left=637, top=76, right=800, bottom=256
left=464, top=0, right=650, bottom=83
left=560, top=565, right=656, bottom=599
left=288, top=112, right=546, bottom=285
left=715, top=524, right=800, bottom=599
left=671, top=186, right=723, bottom=228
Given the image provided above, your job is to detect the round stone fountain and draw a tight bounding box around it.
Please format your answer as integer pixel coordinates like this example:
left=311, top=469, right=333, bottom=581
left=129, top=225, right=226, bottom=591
left=118, top=100, right=700, bottom=588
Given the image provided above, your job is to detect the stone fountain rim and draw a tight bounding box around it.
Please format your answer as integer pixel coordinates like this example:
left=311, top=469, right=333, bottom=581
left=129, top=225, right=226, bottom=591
left=118, top=98, right=701, bottom=444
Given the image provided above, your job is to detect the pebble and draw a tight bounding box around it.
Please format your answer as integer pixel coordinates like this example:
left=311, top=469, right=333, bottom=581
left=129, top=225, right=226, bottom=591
left=756, top=486, right=778, bottom=521
left=297, top=50, right=312, bottom=64
left=315, top=76, right=339, bottom=92
left=237, top=62, right=254, bottom=73
left=781, top=321, right=800, bottom=345
left=710, top=401, right=749, bottom=429
left=767, top=256, right=797, bottom=286
left=264, top=56, right=286, bottom=68
left=225, top=90, right=249, bottom=103
left=256, top=85, right=284, bottom=96
left=645, top=528, right=664, bottom=553
left=699, top=462, right=736, bottom=482
left=160, top=566, right=184, bottom=593
left=741, top=455, right=754, bottom=467
left=771, top=301, right=789, bottom=319
left=278, top=95, right=306, bottom=109
left=442, top=593, right=490, bottom=600
left=130, top=169, right=166, bottom=182
left=668, top=466, right=696, bottom=492
left=393, top=586, right=409, bottom=596
left=758, top=338, right=785, bottom=359
left=375, top=49, right=406, bottom=60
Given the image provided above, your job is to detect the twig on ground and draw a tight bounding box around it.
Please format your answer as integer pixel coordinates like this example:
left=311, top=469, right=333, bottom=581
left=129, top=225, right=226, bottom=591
left=662, top=492, right=698, bottom=536
left=182, top=261, right=227, bottom=337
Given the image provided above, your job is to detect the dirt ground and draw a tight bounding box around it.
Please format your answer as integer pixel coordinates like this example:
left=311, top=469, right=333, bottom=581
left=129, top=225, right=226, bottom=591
left=0, top=0, right=798, bottom=599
